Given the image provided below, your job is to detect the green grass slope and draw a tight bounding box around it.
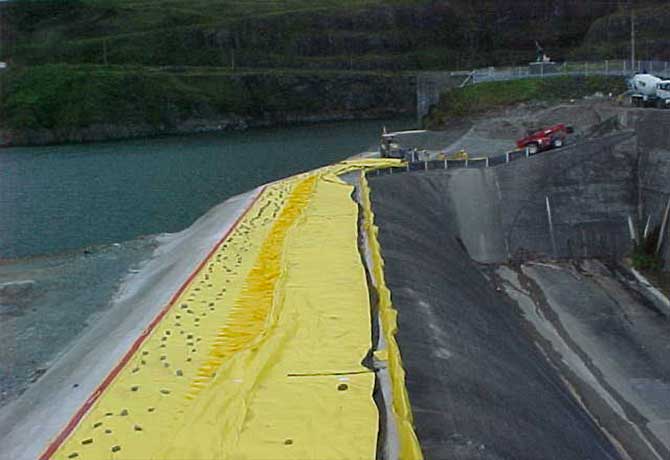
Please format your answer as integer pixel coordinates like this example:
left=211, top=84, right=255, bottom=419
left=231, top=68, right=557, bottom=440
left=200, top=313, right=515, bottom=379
left=0, top=63, right=415, bottom=143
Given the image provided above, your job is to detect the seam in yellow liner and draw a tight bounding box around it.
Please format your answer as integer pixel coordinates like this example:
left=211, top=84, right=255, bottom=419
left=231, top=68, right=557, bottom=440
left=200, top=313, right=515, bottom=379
left=360, top=170, right=424, bottom=460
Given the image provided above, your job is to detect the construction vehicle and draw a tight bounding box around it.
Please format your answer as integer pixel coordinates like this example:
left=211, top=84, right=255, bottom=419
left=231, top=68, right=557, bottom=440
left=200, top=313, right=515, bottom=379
left=628, top=73, right=670, bottom=108
left=516, top=124, right=574, bottom=155
left=379, top=129, right=427, bottom=159
left=380, top=134, right=404, bottom=159
left=452, top=150, right=469, bottom=160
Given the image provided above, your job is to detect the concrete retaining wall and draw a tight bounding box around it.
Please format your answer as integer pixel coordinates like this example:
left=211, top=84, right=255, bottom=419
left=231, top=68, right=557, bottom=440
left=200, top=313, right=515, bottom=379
left=370, top=132, right=637, bottom=264
left=620, top=110, right=670, bottom=267
left=368, top=168, right=622, bottom=460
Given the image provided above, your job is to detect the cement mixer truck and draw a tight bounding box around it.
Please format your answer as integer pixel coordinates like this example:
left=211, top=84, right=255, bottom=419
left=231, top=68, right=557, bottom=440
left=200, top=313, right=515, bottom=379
left=629, top=73, right=670, bottom=108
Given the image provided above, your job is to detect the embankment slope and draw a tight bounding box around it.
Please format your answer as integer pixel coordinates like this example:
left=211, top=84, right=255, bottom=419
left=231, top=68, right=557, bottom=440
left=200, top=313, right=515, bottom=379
left=368, top=128, right=670, bottom=458
left=368, top=169, right=622, bottom=459
left=372, top=132, right=638, bottom=264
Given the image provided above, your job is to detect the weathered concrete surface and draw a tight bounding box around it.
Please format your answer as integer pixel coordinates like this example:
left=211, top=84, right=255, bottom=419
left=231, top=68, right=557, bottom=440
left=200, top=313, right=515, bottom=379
left=623, top=109, right=670, bottom=269
left=368, top=128, right=670, bottom=459
left=495, top=132, right=636, bottom=261
left=371, top=132, right=637, bottom=264
left=415, top=105, right=670, bottom=268
left=497, top=260, right=670, bottom=459
left=368, top=178, right=622, bottom=459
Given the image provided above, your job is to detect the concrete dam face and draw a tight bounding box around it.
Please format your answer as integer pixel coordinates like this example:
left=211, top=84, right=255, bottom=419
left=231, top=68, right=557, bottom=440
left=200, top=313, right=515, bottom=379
left=368, top=130, right=670, bottom=460
left=371, top=132, right=639, bottom=264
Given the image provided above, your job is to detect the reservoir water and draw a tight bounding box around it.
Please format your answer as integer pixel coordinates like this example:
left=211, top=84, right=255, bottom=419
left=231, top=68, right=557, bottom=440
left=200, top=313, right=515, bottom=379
left=0, top=118, right=409, bottom=260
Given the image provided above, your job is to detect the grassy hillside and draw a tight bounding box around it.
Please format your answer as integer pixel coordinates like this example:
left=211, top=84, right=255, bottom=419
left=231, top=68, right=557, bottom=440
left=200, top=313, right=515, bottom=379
left=1, top=64, right=248, bottom=130
left=0, top=63, right=413, bottom=129
left=0, top=0, right=664, bottom=144
left=0, top=63, right=415, bottom=144
left=424, top=76, right=627, bottom=129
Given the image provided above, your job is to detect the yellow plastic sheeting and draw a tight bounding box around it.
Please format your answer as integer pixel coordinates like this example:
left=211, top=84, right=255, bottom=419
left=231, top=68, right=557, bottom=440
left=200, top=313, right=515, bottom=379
left=49, top=177, right=298, bottom=459
left=184, top=175, right=318, bottom=400
left=276, top=172, right=374, bottom=375
left=162, top=174, right=378, bottom=459
left=161, top=173, right=379, bottom=460
left=319, top=158, right=405, bottom=177
left=50, top=170, right=378, bottom=459
left=360, top=171, right=424, bottom=460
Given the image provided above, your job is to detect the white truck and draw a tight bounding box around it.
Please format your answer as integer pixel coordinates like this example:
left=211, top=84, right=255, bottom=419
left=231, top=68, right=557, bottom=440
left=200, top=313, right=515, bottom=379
left=629, top=73, right=670, bottom=108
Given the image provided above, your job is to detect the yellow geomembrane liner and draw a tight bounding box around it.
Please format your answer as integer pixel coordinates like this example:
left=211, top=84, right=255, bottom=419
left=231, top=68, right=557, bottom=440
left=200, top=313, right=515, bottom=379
left=360, top=171, right=423, bottom=460
left=51, top=169, right=378, bottom=460
left=51, top=178, right=296, bottom=459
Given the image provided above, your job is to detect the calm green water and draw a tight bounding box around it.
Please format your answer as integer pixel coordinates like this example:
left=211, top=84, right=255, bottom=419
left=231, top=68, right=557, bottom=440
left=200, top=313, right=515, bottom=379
left=0, top=119, right=410, bottom=259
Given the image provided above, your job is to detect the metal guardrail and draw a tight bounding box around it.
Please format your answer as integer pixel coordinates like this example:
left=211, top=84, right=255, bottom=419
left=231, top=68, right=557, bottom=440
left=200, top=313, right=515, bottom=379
left=466, top=59, right=670, bottom=85
left=372, top=149, right=534, bottom=177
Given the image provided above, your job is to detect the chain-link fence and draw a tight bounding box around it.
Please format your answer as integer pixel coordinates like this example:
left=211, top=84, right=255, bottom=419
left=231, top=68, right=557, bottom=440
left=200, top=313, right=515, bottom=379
left=417, top=60, right=670, bottom=120
left=468, top=60, right=670, bottom=85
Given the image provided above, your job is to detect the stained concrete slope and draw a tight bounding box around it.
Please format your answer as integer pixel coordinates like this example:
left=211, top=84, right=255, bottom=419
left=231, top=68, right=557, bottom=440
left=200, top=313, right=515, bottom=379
left=373, top=132, right=637, bottom=264
left=495, top=132, right=636, bottom=260
left=497, top=260, right=670, bottom=459
left=367, top=126, right=670, bottom=458
left=431, top=105, right=670, bottom=267
left=626, top=109, right=670, bottom=268
left=368, top=178, right=621, bottom=459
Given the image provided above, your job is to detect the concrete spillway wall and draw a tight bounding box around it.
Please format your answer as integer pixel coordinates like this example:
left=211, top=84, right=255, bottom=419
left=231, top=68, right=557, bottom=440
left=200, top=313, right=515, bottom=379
left=416, top=72, right=463, bottom=121
left=368, top=126, right=670, bottom=459
left=624, top=109, right=670, bottom=266
left=371, top=132, right=638, bottom=264
left=368, top=162, right=624, bottom=459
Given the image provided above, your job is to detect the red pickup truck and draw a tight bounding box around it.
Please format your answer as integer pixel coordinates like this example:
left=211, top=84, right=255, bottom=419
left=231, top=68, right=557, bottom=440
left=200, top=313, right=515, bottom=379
left=516, top=124, right=574, bottom=155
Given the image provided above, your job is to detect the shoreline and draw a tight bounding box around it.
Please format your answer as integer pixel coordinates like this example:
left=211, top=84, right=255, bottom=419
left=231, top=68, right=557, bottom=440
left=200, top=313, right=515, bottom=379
left=0, top=188, right=261, bottom=460
left=0, top=111, right=410, bottom=149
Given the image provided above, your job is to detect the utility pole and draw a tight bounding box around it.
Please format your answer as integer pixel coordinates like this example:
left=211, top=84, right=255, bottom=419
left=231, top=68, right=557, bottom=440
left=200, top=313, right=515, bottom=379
left=630, top=0, right=636, bottom=73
